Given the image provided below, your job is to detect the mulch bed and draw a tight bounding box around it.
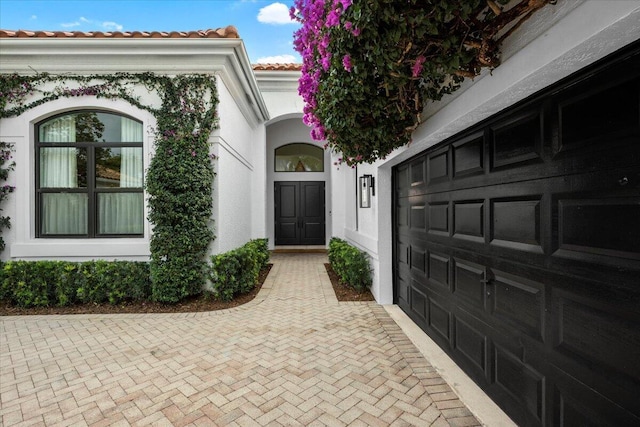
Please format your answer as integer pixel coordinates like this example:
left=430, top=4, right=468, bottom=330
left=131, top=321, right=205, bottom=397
left=0, top=262, right=375, bottom=315
left=324, top=263, right=375, bottom=302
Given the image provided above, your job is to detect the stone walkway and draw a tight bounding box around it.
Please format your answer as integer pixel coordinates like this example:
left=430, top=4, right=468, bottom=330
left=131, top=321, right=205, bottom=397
left=0, top=253, right=480, bottom=426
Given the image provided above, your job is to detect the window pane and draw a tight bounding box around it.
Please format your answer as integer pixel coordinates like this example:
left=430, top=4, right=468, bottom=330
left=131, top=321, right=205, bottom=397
left=39, top=114, right=76, bottom=143
left=96, top=147, right=143, bottom=188
left=39, top=112, right=142, bottom=143
left=98, top=193, right=144, bottom=235
left=275, top=143, right=324, bottom=172
left=41, top=193, right=87, bottom=235
left=40, top=148, right=87, bottom=188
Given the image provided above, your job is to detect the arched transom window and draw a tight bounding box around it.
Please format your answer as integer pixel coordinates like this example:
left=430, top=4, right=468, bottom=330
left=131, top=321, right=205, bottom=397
left=36, top=111, right=144, bottom=237
left=275, top=143, right=324, bottom=172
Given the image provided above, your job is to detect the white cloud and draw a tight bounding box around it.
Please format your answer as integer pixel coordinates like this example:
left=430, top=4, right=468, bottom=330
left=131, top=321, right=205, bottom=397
left=59, top=16, right=123, bottom=32
left=256, top=54, right=298, bottom=64
left=61, top=21, right=81, bottom=28
left=257, top=3, right=295, bottom=25
left=102, top=21, right=123, bottom=31
left=30, top=15, right=37, bottom=20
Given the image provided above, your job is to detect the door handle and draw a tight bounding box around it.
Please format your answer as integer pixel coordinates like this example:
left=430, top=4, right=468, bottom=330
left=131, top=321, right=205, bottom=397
left=481, top=270, right=495, bottom=296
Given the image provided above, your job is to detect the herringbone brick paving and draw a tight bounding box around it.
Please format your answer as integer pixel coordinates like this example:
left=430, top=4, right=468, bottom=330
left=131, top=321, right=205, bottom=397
left=0, top=253, right=480, bottom=426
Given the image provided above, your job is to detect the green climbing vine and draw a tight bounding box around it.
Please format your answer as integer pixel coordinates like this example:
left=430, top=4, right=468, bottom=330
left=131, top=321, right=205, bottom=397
left=0, top=72, right=219, bottom=302
left=0, top=142, right=16, bottom=254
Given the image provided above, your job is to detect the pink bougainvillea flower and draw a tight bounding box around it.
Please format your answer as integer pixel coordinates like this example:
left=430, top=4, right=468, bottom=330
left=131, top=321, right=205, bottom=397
left=342, top=54, right=352, bottom=72
left=412, top=55, right=426, bottom=78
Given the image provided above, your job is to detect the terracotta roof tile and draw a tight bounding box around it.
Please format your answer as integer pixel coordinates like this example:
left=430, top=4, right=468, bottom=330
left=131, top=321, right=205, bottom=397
left=0, top=27, right=240, bottom=39
left=252, top=63, right=302, bottom=71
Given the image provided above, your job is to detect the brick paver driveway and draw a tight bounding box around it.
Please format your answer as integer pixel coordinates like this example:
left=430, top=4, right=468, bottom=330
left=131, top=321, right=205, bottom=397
left=1, top=253, right=479, bottom=426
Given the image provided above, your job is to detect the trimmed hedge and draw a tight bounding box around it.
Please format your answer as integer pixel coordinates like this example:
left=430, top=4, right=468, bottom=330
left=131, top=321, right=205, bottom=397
left=209, top=238, right=270, bottom=301
left=328, top=237, right=372, bottom=291
left=0, top=260, right=151, bottom=307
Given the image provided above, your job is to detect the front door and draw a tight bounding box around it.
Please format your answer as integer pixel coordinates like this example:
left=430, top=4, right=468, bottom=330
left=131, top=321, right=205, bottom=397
left=275, top=181, right=325, bottom=245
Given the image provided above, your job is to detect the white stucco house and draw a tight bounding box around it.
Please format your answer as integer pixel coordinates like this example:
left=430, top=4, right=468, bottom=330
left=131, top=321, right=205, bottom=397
left=1, top=1, right=639, bottom=425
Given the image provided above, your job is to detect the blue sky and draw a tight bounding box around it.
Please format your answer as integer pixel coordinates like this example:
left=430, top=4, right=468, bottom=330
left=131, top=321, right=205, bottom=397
left=0, top=0, right=301, bottom=63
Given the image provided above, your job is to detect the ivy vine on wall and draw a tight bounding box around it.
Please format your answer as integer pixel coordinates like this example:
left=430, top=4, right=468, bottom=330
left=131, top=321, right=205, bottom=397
left=0, top=142, right=16, bottom=254
left=0, top=72, right=219, bottom=302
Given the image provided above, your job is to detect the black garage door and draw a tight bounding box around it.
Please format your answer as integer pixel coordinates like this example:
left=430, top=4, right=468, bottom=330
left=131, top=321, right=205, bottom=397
left=393, top=44, right=640, bottom=426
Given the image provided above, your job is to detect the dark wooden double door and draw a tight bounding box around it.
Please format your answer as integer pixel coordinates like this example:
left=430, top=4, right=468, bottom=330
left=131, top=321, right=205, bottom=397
left=275, top=181, right=325, bottom=245
left=394, top=45, right=640, bottom=426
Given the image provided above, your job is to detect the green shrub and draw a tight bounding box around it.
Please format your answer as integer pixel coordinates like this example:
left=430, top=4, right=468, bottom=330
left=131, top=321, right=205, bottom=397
left=246, top=238, right=270, bottom=270
left=1, top=260, right=151, bottom=307
left=209, top=238, right=270, bottom=301
left=328, top=237, right=372, bottom=292
left=76, top=261, right=151, bottom=305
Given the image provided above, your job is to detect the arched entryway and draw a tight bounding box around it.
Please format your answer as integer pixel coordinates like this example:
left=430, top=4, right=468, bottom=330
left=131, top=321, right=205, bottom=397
left=266, top=117, right=331, bottom=248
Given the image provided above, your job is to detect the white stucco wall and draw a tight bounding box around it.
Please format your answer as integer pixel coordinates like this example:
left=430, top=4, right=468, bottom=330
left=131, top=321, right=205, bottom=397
left=254, top=69, right=302, bottom=121
left=212, top=76, right=266, bottom=253
left=332, top=1, right=640, bottom=303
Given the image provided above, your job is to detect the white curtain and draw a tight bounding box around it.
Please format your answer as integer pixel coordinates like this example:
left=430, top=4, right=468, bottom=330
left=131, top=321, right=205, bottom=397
left=120, top=118, right=143, bottom=187
left=40, top=116, right=87, bottom=235
left=98, top=117, right=143, bottom=234
left=99, top=193, right=143, bottom=234
left=39, top=115, right=78, bottom=188
left=42, top=194, right=87, bottom=235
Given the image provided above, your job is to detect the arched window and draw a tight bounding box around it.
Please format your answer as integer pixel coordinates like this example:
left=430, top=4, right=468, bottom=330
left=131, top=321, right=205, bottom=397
left=36, top=111, right=144, bottom=237
left=275, top=143, right=324, bottom=172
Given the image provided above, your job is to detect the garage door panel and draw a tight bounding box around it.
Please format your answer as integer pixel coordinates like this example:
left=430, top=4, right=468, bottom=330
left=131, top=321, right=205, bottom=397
left=410, top=157, right=426, bottom=187
left=429, top=295, right=452, bottom=344
left=493, top=344, right=546, bottom=424
left=490, top=197, right=544, bottom=254
left=428, top=201, right=449, bottom=236
left=409, top=203, right=427, bottom=232
left=556, top=197, right=640, bottom=260
left=428, top=251, right=451, bottom=291
left=491, top=109, right=544, bottom=170
left=491, top=269, right=545, bottom=342
left=454, top=312, right=489, bottom=377
left=453, top=257, right=487, bottom=310
left=453, top=200, right=485, bottom=242
left=396, top=241, right=409, bottom=266
left=556, top=77, right=639, bottom=153
left=396, top=274, right=410, bottom=311
left=551, top=366, right=640, bottom=426
left=427, top=147, right=450, bottom=185
left=552, top=293, right=640, bottom=383
left=410, top=245, right=427, bottom=276
left=453, top=132, right=485, bottom=179
left=410, top=283, right=428, bottom=323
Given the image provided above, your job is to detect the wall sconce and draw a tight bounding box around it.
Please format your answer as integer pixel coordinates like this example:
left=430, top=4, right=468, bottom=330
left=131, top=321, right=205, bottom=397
left=359, top=174, right=375, bottom=208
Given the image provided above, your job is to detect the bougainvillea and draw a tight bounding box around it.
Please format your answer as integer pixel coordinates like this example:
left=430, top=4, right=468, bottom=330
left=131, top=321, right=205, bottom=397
left=291, top=0, right=553, bottom=165
left=0, top=72, right=218, bottom=302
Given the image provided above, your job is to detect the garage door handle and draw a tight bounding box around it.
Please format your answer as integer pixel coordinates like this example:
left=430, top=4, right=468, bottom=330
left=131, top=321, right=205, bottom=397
left=481, top=270, right=495, bottom=286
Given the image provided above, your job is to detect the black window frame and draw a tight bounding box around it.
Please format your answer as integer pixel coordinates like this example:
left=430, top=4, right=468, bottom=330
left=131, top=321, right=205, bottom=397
left=35, top=110, right=144, bottom=238
left=274, top=143, right=325, bottom=172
